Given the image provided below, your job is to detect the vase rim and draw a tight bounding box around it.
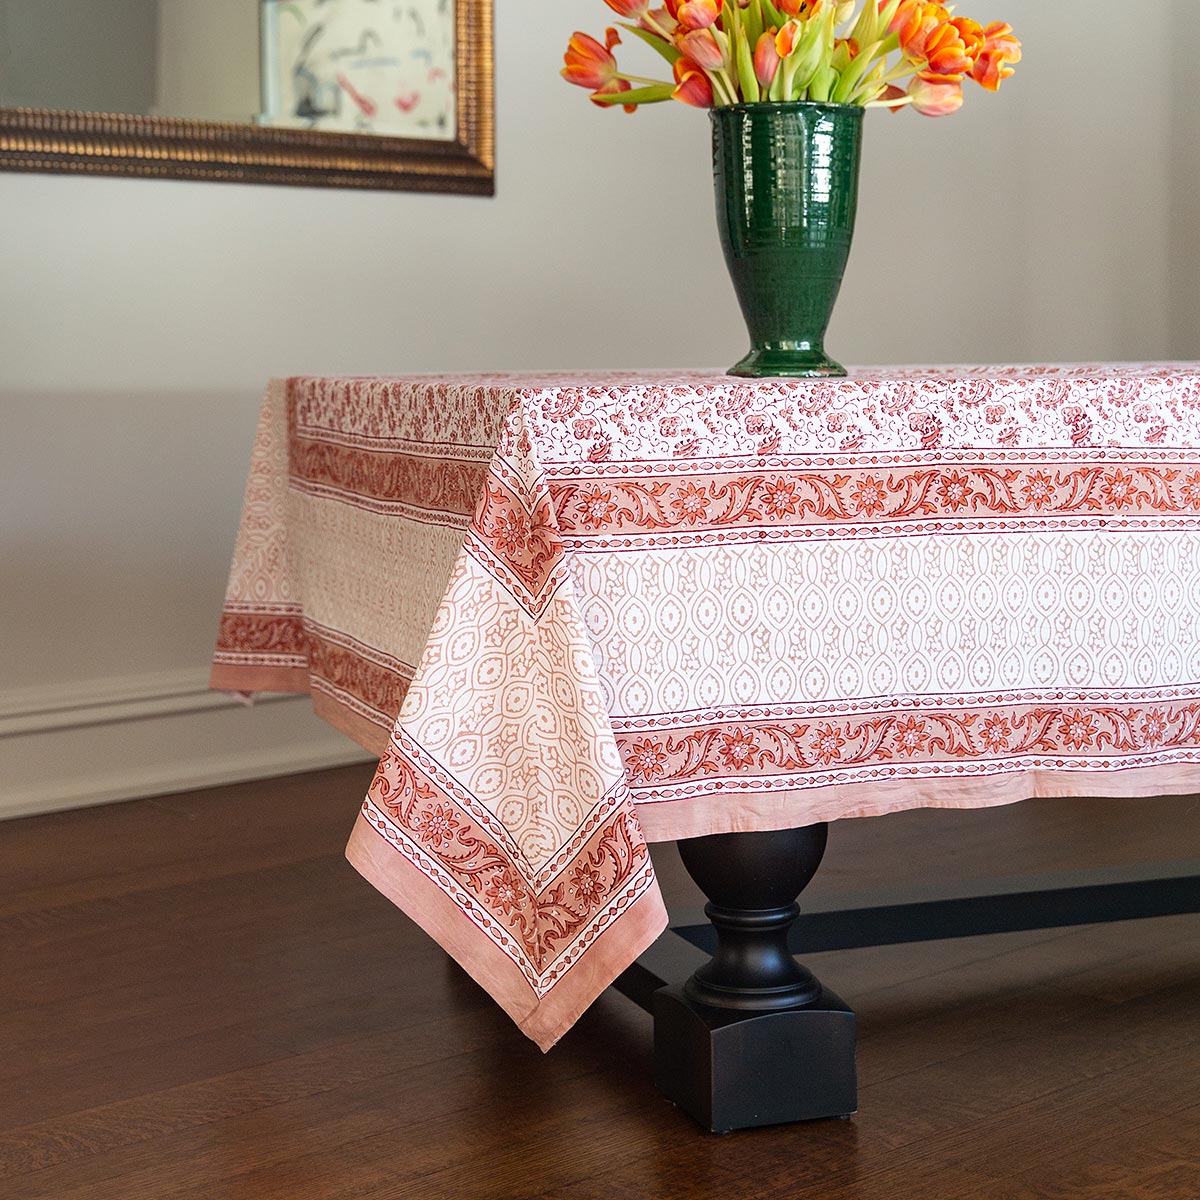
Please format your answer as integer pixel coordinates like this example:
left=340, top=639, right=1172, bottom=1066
left=711, top=100, right=864, bottom=117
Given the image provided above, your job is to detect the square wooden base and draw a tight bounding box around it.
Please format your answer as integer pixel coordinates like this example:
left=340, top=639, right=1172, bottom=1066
left=653, top=982, right=857, bottom=1133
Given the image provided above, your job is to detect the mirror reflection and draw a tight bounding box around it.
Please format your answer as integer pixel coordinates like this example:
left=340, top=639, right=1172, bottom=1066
left=0, top=0, right=457, bottom=140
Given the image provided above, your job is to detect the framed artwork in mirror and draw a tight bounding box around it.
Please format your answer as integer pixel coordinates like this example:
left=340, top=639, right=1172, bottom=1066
left=260, top=0, right=457, bottom=139
left=0, top=0, right=493, bottom=195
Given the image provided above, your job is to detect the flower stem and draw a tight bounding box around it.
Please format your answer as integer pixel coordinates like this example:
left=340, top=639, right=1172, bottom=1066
left=641, top=13, right=674, bottom=41
left=619, top=73, right=672, bottom=86
left=866, top=93, right=913, bottom=109
left=712, top=69, right=739, bottom=106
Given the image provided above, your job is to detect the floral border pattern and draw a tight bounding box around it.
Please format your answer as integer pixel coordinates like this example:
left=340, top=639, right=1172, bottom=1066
left=616, top=701, right=1200, bottom=794
left=365, top=743, right=652, bottom=989
left=553, top=461, right=1200, bottom=537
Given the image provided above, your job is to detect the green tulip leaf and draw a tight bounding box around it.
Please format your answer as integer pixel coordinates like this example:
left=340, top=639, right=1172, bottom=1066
left=592, top=83, right=676, bottom=105
left=618, top=23, right=683, bottom=65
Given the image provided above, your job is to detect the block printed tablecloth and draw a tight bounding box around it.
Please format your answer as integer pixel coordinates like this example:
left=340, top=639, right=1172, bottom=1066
left=213, top=366, right=1200, bottom=1048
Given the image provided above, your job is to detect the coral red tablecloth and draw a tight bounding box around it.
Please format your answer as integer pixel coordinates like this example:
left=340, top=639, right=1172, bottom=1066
left=212, top=366, right=1200, bottom=1048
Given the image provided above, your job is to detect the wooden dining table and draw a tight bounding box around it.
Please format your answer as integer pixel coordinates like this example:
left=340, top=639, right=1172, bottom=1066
left=212, top=365, right=1200, bottom=1130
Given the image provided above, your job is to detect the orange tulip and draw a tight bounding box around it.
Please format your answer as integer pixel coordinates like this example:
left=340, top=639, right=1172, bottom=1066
left=676, top=27, right=724, bottom=70
left=591, top=76, right=636, bottom=112
left=753, top=30, right=781, bottom=88
left=907, top=69, right=963, bottom=116
left=778, top=0, right=821, bottom=16
left=643, top=5, right=679, bottom=34
left=883, top=0, right=920, bottom=38
left=892, top=0, right=949, bottom=60
left=672, top=57, right=714, bottom=106
left=923, top=17, right=983, bottom=77
left=603, top=0, right=650, bottom=17
left=561, top=29, right=622, bottom=91
left=949, top=17, right=985, bottom=60
left=775, top=19, right=804, bottom=57
left=666, top=0, right=722, bottom=31
left=971, top=22, right=1021, bottom=91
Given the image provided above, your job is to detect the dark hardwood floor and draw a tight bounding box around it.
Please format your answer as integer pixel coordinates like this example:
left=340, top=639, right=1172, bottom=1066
left=1, top=766, right=1198, bottom=1199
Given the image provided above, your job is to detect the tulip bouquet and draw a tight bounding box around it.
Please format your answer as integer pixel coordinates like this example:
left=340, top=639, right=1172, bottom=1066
left=562, top=0, right=1020, bottom=117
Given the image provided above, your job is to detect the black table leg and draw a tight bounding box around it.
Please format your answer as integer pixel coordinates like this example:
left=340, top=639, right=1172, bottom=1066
left=611, top=820, right=1200, bottom=1131
left=652, top=824, right=857, bottom=1132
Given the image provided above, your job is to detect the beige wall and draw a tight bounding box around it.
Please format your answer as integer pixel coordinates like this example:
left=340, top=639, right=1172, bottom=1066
left=0, top=0, right=261, bottom=123
left=155, top=0, right=260, bottom=122
left=1171, top=0, right=1200, bottom=360
left=0, top=0, right=159, bottom=113
left=1, top=0, right=1197, bottom=816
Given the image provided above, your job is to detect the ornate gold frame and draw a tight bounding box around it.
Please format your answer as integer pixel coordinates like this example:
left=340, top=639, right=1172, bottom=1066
left=0, top=0, right=493, bottom=195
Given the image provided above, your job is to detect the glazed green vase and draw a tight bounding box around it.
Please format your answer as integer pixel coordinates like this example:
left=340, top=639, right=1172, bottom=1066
left=712, top=101, right=864, bottom=378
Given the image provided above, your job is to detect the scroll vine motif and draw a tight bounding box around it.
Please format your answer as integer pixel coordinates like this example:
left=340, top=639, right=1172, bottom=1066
left=618, top=703, right=1200, bottom=785
left=555, top=464, right=1200, bottom=535
left=368, top=746, right=648, bottom=976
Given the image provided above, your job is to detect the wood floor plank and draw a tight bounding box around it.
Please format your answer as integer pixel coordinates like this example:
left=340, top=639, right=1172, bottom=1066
left=3, top=771, right=1198, bottom=1199
left=0, top=766, right=375, bottom=918
left=1001, top=1105, right=1200, bottom=1199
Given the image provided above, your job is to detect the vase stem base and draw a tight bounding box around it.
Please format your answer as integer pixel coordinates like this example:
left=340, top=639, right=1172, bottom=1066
left=728, top=347, right=846, bottom=379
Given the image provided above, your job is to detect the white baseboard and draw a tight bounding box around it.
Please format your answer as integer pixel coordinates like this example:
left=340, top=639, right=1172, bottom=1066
left=0, top=666, right=277, bottom=736
left=1, top=740, right=375, bottom=821
left=0, top=668, right=375, bottom=821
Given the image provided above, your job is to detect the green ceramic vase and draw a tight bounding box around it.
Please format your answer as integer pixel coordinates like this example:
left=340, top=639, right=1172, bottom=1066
left=712, top=101, right=864, bottom=378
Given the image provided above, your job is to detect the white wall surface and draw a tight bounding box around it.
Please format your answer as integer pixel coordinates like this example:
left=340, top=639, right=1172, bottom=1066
left=1, top=0, right=1198, bottom=817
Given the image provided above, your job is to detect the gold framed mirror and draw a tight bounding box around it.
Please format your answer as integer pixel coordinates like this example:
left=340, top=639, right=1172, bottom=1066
left=0, top=0, right=493, bottom=194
